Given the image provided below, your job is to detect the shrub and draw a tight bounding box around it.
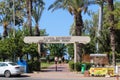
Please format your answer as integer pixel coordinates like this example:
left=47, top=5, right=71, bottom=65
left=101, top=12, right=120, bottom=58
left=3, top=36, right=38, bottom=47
left=82, top=62, right=93, bottom=70
left=27, top=61, right=33, bottom=73
left=75, top=62, right=81, bottom=71
left=69, top=61, right=92, bottom=72
left=49, top=56, right=54, bottom=62
left=28, top=60, right=40, bottom=72
left=69, top=61, right=81, bottom=71
left=33, top=60, right=40, bottom=71
left=69, top=61, right=74, bottom=71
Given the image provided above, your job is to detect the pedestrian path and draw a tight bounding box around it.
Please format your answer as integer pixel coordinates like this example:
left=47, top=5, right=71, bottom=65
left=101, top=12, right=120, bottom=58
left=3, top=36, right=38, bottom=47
left=25, top=63, right=84, bottom=79
left=41, top=63, right=70, bottom=72
left=24, top=63, right=117, bottom=80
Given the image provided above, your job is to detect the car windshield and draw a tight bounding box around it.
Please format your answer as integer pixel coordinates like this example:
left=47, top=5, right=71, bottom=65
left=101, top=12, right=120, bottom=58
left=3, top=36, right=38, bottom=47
left=9, top=62, right=18, bottom=66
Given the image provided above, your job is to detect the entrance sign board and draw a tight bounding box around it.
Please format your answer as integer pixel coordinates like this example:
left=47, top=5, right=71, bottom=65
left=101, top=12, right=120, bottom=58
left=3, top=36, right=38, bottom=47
left=90, top=54, right=107, bottom=57
left=24, top=36, right=90, bottom=64
left=24, top=36, right=90, bottom=44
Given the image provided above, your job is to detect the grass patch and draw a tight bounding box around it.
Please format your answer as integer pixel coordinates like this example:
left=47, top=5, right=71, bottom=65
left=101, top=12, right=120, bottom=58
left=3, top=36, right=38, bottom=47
left=41, top=62, right=54, bottom=69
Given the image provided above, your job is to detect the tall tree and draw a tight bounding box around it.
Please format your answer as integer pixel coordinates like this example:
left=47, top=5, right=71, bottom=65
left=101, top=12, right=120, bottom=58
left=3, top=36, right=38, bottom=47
left=49, top=0, right=94, bottom=62
left=26, top=0, right=32, bottom=36
left=0, top=0, right=12, bottom=38
left=107, top=0, right=115, bottom=66
left=32, top=0, right=44, bottom=36
left=0, top=0, right=24, bottom=38
left=25, top=0, right=45, bottom=36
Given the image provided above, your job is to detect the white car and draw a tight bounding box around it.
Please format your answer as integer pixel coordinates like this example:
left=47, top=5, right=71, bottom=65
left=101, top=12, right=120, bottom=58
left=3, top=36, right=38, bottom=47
left=0, top=62, right=24, bottom=77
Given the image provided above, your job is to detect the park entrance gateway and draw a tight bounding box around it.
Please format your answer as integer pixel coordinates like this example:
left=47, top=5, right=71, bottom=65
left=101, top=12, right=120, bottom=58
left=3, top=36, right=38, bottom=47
left=24, top=36, right=90, bottom=44
left=24, top=36, right=90, bottom=69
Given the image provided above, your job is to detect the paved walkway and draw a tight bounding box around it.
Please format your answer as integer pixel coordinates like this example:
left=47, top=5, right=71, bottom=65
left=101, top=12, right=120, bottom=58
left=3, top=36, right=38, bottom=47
left=41, top=63, right=71, bottom=72
left=24, top=63, right=117, bottom=80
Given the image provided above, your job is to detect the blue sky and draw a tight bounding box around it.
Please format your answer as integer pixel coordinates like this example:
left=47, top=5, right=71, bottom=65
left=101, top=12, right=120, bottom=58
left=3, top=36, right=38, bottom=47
left=0, top=0, right=99, bottom=36
left=40, top=0, right=99, bottom=36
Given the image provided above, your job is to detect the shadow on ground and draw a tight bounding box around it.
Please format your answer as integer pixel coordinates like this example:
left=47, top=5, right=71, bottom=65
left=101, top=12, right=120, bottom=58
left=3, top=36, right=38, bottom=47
left=0, top=74, right=30, bottom=78
left=41, top=66, right=65, bottom=72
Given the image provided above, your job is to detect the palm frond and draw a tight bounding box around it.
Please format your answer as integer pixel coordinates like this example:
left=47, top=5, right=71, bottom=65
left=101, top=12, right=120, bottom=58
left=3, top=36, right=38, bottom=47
left=48, top=0, right=63, bottom=11
left=32, top=1, right=44, bottom=24
left=68, top=6, right=73, bottom=15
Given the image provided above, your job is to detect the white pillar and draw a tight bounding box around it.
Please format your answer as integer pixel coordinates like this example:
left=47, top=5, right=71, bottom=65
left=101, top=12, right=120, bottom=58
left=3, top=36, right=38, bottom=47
left=38, top=43, right=41, bottom=56
left=38, top=43, right=41, bottom=70
left=74, top=42, right=77, bottom=63
left=115, top=65, right=118, bottom=74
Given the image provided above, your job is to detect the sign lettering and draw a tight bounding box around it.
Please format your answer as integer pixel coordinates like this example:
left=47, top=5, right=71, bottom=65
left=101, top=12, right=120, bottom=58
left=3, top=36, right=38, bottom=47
left=24, top=36, right=90, bottom=44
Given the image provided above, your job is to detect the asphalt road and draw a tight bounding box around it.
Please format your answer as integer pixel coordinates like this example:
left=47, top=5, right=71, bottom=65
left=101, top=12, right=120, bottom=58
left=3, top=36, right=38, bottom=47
left=0, top=63, right=118, bottom=80
left=0, top=77, right=117, bottom=80
left=0, top=75, right=117, bottom=80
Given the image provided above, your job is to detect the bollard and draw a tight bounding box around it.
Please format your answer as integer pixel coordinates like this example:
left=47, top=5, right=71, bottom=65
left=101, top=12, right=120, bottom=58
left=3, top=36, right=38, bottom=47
left=116, top=66, right=119, bottom=80
left=55, top=63, right=57, bottom=71
left=55, top=61, right=57, bottom=71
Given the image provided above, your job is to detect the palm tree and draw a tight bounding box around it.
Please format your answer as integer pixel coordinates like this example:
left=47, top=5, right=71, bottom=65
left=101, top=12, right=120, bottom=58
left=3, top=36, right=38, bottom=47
left=49, top=0, right=94, bottom=62
left=32, top=0, right=45, bottom=71
left=48, top=44, right=67, bottom=57
left=83, top=12, right=98, bottom=54
left=32, top=0, right=44, bottom=36
left=26, top=0, right=32, bottom=36
left=3, top=21, right=8, bottom=38
left=69, top=21, right=76, bottom=36
left=0, top=0, right=24, bottom=38
left=26, top=0, right=45, bottom=36
left=0, top=0, right=12, bottom=38
left=107, top=0, right=115, bottom=66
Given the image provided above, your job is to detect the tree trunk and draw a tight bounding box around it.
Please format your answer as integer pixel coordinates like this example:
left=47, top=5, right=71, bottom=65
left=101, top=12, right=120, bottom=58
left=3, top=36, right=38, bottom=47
left=74, top=13, right=83, bottom=36
left=34, top=23, right=40, bottom=36
left=107, top=0, right=115, bottom=66
left=74, top=13, right=83, bottom=62
left=110, top=28, right=115, bottom=66
left=3, top=30, right=8, bottom=38
left=27, top=0, right=32, bottom=36
left=3, top=22, right=8, bottom=38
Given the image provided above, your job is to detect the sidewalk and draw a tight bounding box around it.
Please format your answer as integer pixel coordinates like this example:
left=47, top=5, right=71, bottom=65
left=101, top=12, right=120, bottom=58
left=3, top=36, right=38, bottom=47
left=24, top=63, right=117, bottom=80
left=41, top=63, right=71, bottom=72
left=24, top=63, right=84, bottom=79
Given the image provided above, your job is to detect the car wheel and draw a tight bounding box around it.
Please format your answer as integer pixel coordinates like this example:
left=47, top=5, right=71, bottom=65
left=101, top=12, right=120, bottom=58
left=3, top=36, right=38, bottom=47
left=4, top=70, right=11, bottom=78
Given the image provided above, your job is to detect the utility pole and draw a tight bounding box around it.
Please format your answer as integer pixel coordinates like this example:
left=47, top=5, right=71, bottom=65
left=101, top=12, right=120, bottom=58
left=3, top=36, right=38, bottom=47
left=13, top=0, right=16, bottom=62
left=96, top=1, right=103, bottom=53
left=13, top=0, right=15, bottom=37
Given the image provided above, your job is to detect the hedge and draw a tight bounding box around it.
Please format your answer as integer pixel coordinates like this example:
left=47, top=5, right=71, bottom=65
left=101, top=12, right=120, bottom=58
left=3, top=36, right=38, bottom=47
left=28, top=60, right=40, bottom=73
left=69, top=61, right=92, bottom=71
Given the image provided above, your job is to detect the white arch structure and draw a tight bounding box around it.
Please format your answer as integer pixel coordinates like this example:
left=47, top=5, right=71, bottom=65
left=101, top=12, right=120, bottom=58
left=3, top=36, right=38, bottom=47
left=24, top=36, right=90, bottom=64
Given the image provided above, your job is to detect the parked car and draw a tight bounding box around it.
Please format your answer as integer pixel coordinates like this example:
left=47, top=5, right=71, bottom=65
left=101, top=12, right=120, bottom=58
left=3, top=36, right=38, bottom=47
left=0, top=62, right=24, bottom=77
